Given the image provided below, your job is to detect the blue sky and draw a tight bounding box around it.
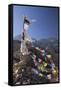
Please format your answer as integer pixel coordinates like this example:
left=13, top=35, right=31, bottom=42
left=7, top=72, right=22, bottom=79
left=13, top=5, right=59, bottom=40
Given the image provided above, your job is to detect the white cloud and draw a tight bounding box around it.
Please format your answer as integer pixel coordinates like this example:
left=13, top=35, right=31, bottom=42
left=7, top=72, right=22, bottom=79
left=31, top=19, right=37, bottom=22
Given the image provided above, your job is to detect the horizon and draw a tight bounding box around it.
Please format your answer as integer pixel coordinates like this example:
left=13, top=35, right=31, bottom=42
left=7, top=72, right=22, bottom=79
left=14, top=34, right=58, bottom=41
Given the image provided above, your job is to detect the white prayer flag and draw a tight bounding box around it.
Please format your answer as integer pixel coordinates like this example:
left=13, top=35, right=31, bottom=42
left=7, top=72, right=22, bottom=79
left=24, top=23, right=29, bottom=30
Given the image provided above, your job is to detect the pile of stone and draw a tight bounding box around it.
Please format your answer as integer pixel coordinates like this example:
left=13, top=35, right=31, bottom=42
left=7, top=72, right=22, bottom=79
left=13, top=46, right=58, bottom=85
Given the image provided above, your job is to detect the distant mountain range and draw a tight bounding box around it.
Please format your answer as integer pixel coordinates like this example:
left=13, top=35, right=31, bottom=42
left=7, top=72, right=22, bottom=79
left=14, top=34, right=58, bottom=53
left=14, top=35, right=21, bottom=41
left=14, top=34, right=58, bottom=41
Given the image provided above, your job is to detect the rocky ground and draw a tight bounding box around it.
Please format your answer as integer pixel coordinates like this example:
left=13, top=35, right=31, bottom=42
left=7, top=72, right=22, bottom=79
left=13, top=46, right=59, bottom=85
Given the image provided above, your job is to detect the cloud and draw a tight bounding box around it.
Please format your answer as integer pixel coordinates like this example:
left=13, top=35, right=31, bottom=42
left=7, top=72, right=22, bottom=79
left=31, top=19, right=37, bottom=22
